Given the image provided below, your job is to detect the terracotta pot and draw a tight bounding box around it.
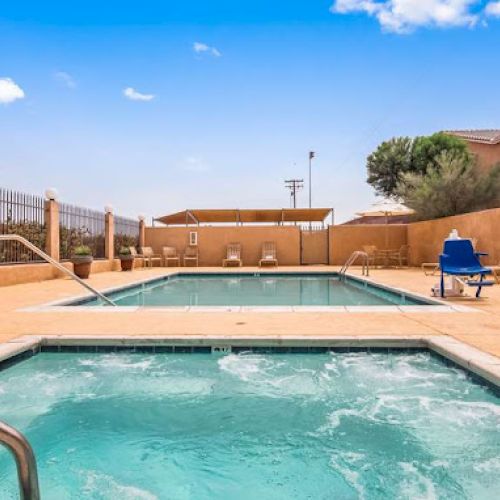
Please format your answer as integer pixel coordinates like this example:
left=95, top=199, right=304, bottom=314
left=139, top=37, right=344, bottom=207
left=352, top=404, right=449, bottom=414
left=71, top=255, right=93, bottom=279
left=119, top=255, right=134, bottom=271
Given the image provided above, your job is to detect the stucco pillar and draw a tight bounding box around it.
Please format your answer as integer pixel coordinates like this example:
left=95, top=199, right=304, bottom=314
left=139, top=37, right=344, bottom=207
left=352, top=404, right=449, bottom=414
left=139, top=216, right=146, bottom=249
left=44, top=198, right=60, bottom=261
left=105, top=208, right=114, bottom=260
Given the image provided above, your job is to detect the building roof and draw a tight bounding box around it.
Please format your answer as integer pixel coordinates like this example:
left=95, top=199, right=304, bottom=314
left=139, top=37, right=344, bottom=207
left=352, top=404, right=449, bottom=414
left=155, top=208, right=333, bottom=225
left=341, top=215, right=411, bottom=226
left=446, top=129, right=500, bottom=145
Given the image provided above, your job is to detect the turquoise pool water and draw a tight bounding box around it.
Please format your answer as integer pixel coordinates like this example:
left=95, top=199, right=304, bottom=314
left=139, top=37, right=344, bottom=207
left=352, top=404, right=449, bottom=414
left=75, top=273, right=433, bottom=307
left=1, top=351, right=499, bottom=498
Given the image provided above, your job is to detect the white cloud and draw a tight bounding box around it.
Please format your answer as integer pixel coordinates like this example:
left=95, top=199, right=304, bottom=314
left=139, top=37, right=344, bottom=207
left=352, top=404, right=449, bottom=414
left=54, top=71, right=76, bottom=88
left=485, top=1, right=500, bottom=15
left=181, top=156, right=211, bottom=173
left=331, top=1, right=482, bottom=33
left=0, top=77, right=25, bottom=104
left=123, top=87, right=155, bottom=101
left=193, top=42, right=221, bottom=57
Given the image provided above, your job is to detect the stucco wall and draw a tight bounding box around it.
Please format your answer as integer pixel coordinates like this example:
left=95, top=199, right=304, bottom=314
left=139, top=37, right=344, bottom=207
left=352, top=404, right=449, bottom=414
left=467, top=142, right=500, bottom=172
left=407, top=208, right=500, bottom=266
left=0, top=259, right=122, bottom=287
left=328, top=225, right=408, bottom=265
left=145, top=226, right=301, bottom=266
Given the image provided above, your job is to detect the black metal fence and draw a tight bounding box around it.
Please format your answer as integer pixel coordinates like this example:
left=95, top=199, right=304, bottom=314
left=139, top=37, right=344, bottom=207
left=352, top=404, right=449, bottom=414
left=0, top=188, right=46, bottom=265
left=114, top=215, right=140, bottom=254
left=59, top=203, right=106, bottom=260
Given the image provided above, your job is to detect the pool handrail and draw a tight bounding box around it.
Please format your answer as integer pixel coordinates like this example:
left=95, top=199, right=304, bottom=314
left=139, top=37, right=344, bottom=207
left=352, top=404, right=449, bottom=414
left=0, top=234, right=116, bottom=306
left=0, top=420, right=40, bottom=500
left=339, top=251, right=369, bottom=276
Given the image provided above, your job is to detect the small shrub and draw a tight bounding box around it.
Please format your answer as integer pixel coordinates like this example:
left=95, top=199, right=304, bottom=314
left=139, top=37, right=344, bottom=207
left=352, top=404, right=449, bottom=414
left=118, top=246, right=132, bottom=256
left=73, top=245, right=92, bottom=257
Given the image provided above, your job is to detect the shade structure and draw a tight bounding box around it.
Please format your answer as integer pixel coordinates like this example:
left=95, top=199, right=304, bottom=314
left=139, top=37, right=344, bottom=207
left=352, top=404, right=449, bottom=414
left=356, top=200, right=414, bottom=249
left=155, top=208, right=333, bottom=226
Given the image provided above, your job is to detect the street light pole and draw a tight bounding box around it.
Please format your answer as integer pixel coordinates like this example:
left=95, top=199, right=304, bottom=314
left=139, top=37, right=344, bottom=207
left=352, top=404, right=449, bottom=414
left=308, top=151, right=315, bottom=209
left=308, top=151, right=315, bottom=229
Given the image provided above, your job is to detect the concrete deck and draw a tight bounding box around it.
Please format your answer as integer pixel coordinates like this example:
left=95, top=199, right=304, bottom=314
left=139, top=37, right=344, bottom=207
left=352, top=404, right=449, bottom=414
left=0, top=266, right=499, bottom=360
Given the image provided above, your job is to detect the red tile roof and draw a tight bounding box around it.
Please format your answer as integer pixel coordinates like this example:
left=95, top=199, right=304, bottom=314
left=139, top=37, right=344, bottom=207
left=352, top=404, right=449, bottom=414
left=446, top=129, right=500, bottom=145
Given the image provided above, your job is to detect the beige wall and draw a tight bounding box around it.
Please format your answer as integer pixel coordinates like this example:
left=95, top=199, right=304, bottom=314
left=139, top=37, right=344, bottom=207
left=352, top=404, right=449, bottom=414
left=0, top=259, right=123, bottom=287
left=329, top=225, right=408, bottom=265
left=467, top=142, right=500, bottom=172
left=145, top=226, right=301, bottom=266
left=408, top=208, right=500, bottom=266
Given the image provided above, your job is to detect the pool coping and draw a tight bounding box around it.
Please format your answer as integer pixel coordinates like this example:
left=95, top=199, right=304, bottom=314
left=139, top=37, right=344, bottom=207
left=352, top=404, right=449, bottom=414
left=18, top=271, right=479, bottom=314
left=1, top=334, right=499, bottom=388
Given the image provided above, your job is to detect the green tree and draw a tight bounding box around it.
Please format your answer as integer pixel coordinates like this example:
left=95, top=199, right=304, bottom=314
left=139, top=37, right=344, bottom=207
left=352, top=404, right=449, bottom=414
left=397, top=152, right=500, bottom=220
left=411, top=132, right=471, bottom=174
left=366, top=137, right=413, bottom=197
left=366, top=132, right=471, bottom=198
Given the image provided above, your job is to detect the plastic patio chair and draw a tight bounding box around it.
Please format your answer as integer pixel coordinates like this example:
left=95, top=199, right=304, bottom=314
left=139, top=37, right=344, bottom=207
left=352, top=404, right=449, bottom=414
left=439, top=239, right=493, bottom=298
left=259, top=242, right=278, bottom=267
left=223, top=243, right=242, bottom=267
left=162, top=246, right=180, bottom=267
left=183, top=246, right=199, bottom=267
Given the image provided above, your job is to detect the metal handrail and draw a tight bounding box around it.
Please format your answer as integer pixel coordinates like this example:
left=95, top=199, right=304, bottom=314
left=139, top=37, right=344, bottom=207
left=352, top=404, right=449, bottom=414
left=0, top=234, right=116, bottom=306
left=0, top=421, right=40, bottom=500
left=339, top=251, right=369, bottom=277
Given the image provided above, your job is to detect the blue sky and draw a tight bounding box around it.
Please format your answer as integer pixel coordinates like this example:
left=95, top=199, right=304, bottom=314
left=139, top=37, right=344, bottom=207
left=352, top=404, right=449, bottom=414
left=1, top=1, right=500, bottom=222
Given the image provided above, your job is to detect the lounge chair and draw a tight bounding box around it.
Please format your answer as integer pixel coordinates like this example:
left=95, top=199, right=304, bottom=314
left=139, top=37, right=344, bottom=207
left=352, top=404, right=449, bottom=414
left=259, top=242, right=278, bottom=267
left=162, top=246, right=180, bottom=267
left=422, top=263, right=439, bottom=276
left=439, top=239, right=493, bottom=298
left=491, top=264, right=500, bottom=284
left=183, top=246, right=199, bottom=267
left=388, top=245, right=410, bottom=268
left=140, top=246, right=162, bottom=268
left=223, top=243, right=242, bottom=267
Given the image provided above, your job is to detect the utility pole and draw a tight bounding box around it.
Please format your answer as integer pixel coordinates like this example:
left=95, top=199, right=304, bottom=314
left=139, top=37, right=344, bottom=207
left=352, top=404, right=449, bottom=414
left=284, top=179, right=303, bottom=209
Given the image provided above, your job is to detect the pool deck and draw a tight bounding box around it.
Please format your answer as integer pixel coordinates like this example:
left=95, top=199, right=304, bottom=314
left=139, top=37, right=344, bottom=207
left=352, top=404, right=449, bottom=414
left=0, top=266, right=499, bottom=361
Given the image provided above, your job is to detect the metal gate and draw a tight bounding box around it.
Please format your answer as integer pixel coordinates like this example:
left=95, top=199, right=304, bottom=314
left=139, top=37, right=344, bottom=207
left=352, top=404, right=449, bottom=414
left=300, top=228, right=329, bottom=265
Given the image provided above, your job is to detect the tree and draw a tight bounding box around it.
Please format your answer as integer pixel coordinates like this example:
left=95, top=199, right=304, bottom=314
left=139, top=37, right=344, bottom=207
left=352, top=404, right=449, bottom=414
left=366, top=137, right=413, bottom=198
left=366, top=132, right=471, bottom=198
left=397, top=152, right=500, bottom=220
left=411, top=132, right=471, bottom=175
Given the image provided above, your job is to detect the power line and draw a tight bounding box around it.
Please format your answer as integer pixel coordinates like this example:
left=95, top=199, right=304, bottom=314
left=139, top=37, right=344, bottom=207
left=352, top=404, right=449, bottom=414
left=284, top=179, right=304, bottom=208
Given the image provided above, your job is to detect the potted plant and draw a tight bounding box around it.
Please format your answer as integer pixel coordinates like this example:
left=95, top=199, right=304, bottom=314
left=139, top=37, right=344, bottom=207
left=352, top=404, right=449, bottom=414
left=71, top=245, right=93, bottom=279
left=118, top=246, right=134, bottom=271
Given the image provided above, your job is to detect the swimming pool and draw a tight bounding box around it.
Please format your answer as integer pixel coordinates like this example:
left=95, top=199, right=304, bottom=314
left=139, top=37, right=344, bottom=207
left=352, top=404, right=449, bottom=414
left=69, top=273, right=437, bottom=307
left=1, top=349, right=498, bottom=498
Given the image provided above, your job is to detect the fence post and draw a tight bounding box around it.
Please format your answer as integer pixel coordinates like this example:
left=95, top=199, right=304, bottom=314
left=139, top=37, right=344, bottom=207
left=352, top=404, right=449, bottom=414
left=138, top=215, right=146, bottom=249
left=105, top=206, right=114, bottom=260
left=44, top=190, right=60, bottom=261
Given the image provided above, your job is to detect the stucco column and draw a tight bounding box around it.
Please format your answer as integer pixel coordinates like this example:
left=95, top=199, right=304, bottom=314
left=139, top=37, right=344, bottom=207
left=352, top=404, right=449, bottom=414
left=44, top=198, right=60, bottom=261
left=138, top=216, right=146, bottom=249
left=105, top=208, right=114, bottom=260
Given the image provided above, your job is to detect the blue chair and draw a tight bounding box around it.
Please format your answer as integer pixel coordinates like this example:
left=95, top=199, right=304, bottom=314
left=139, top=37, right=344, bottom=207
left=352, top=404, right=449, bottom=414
left=439, top=239, right=493, bottom=298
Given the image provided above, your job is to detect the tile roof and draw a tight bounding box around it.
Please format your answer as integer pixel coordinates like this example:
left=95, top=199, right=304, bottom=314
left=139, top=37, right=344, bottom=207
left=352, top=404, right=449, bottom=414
left=446, top=129, right=500, bottom=145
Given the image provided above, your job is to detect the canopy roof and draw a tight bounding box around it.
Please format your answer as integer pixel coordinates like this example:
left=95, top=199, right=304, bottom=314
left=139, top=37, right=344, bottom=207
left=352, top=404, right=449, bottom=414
left=155, top=208, right=332, bottom=225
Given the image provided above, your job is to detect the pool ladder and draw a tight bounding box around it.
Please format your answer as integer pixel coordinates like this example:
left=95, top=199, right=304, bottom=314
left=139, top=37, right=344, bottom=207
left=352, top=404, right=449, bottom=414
left=0, top=420, right=40, bottom=499
left=339, top=251, right=370, bottom=277
left=0, top=234, right=115, bottom=306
